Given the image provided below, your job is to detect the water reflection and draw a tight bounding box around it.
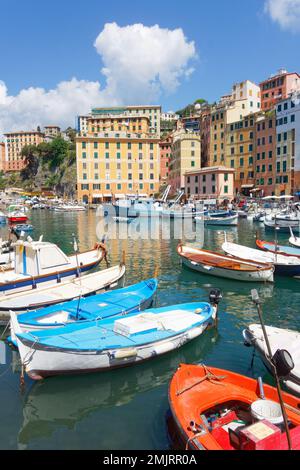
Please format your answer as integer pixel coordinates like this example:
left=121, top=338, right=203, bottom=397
left=18, top=329, right=218, bottom=449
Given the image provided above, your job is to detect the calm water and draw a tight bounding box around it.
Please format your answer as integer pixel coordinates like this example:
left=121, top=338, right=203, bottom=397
left=0, top=210, right=300, bottom=450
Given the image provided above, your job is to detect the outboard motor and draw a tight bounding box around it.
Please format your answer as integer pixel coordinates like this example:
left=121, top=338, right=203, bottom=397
left=209, top=289, right=222, bottom=305
left=272, top=349, right=294, bottom=378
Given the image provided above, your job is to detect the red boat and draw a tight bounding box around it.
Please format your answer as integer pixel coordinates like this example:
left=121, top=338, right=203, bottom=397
left=168, top=364, right=300, bottom=450
left=8, top=214, right=28, bottom=223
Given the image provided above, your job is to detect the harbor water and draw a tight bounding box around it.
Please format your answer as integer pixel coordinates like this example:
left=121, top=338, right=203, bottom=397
left=0, top=209, right=300, bottom=450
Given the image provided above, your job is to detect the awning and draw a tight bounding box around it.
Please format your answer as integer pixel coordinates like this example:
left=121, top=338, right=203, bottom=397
left=115, top=194, right=126, bottom=199
left=92, top=193, right=103, bottom=198
left=241, top=184, right=255, bottom=189
left=103, top=193, right=112, bottom=198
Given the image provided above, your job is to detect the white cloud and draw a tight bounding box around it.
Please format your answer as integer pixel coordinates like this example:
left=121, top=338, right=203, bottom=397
left=94, top=23, right=196, bottom=104
left=265, top=0, right=300, bottom=32
left=0, top=23, right=196, bottom=136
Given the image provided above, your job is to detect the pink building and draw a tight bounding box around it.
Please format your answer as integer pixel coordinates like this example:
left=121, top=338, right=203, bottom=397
left=159, top=135, right=172, bottom=183
left=184, top=166, right=235, bottom=201
left=260, top=69, right=300, bottom=111
left=0, top=143, right=5, bottom=172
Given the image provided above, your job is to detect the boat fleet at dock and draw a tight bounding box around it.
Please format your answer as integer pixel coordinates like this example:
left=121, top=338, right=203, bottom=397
left=1, top=194, right=300, bottom=451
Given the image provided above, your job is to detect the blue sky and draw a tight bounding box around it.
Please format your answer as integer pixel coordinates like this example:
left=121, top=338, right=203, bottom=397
left=0, top=0, right=299, bottom=132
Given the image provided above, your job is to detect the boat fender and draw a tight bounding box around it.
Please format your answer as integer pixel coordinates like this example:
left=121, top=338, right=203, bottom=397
left=152, top=341, right=174, bottom=356
left=194, top=308, right=203, bottom=314
left=110, top=348, right=138, bottom=360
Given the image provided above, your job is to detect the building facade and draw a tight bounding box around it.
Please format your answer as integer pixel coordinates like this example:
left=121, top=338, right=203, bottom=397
left=184, top=166, right=235, bottom=201
left=275, top=94, right=300, bottom=196
left=260, top=69, right=300, bottom=112
left=168, top=130, right=201, bottom=191
left=44, top=126, right=61, bottom=138
left=76, top=114, right=160, bottom=203
left=3, top=130, right=45, bottom=172
left=159, top=135, right=172, bottom=184
left=0, top=142, right=5, bottom=172
left=226, top=114, right=256, bottom=194
left=254, top=113, right=276, bottom=196
left=77, top=105, right=161, bottom=137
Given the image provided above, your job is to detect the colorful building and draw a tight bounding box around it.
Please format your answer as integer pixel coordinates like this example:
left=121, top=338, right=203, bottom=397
left=159, top=135, right=172, bottom=184
left=209, top=80, right=261, bottom=168
left=0, top=142, right=5, bottom=172
left=78, top=105, right=161, bottom=137
left=275, top=94, right=300, bottom=196
left=184, top=166, right=235, bottom=201
left=76, top=113, right=160, bottom=203
left=226, top=114, right=256, bottom=195
left=3, top=130, right=45, bottom=172
left=168, top=129, right=201, bottom=191
left=254, top=112, right=276, bottom=196
left=260, top=69, right=300, bottom=112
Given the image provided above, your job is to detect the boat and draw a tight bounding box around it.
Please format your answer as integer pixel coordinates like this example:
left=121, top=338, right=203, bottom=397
left=243, top=325, right=300, bottom=397
left=289, top=227, right=300, bottom=248
left=177, top=244, right=274, bottom=282
left=53, top=204, right=86, bottom=212
left=264, top=214, right=300, bottom=233
left=256, top=239, right=300, bottom=258
left=0, top=263, right=126, bottom=325
left=14, top=224, right=33, bottom=234
left=112, top=216, right=133, bottom=224
left=0, top=238, right=106, bottom=295
left=11, top=291, right=221, bottom=380
left=195, top=214, right=238, bottom=227
left=222, top=240, right=300, bottom=277
left=8, top=278, right=157, bottom=341
left=168, top=363, right=300, bottom=450
left=0, top=211, right=6, bottom=224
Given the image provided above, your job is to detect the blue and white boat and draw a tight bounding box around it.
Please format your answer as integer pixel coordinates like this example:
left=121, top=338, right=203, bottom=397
left=11, top=291, right=221, bottom=380
left=0, top=238, right=105, bottom=295
left=8, top=278, right=158, bottom=339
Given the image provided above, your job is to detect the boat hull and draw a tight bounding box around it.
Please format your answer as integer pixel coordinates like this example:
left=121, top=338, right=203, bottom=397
left=14, top=320, right=214, bottom=380
left=243, top=325, right=300, bottom=397
left=181, top=256, right=273, bottom=282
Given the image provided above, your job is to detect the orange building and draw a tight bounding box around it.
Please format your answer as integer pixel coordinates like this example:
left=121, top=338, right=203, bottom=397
left=159, top=135, right=172, bottom=183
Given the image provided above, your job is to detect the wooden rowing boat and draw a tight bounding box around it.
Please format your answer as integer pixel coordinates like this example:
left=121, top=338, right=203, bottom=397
left=168, top=363, right=300, bottom=450
left=177, top=244, right=274, bottom=282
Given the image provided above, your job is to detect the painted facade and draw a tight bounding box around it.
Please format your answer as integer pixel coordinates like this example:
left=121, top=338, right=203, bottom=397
left=168, top=130, right=201, bottom=191
left=260, top=70, right=300, bottom=112
left=184, top=166, right=235, bottom=200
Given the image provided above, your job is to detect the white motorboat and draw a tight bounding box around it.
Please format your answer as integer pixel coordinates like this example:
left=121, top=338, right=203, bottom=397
left=243, top=325, right=300, bottom=396
left=0, top=238, right=105, bottom=295
left=222, top=240, right=300, bottom=277
left=0, top=263, right=126, bottom=324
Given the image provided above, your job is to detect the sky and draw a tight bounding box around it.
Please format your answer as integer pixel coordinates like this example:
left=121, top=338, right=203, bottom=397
left=0, top=0, right=299, bottom=134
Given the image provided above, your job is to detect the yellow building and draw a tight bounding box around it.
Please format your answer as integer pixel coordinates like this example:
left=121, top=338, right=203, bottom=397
left=78, top=105, right=161, bottom=137
left=226, top=114, right=256, bottom=194
left=3, top=130, right=45, bottom=172
left=168, top=129, right=201, bottom=191
left=76, top=114, right=160, bottom=203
